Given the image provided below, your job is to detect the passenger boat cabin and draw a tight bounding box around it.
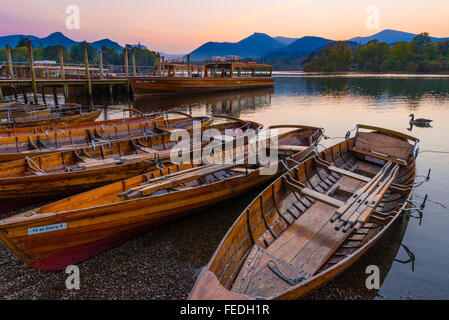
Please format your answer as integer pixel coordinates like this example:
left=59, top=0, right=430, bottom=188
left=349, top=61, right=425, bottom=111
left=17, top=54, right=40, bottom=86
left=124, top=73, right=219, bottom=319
left=204, top=62, right=272, bottom=78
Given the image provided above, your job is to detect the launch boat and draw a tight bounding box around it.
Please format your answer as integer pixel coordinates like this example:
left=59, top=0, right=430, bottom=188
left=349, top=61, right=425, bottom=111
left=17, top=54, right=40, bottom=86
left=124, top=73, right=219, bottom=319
left=130, top=61, right=274, bottom=97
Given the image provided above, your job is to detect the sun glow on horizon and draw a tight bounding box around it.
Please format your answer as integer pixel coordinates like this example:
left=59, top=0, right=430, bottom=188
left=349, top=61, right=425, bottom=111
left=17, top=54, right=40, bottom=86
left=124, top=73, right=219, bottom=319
left=0, top=0, right=448, bottom=54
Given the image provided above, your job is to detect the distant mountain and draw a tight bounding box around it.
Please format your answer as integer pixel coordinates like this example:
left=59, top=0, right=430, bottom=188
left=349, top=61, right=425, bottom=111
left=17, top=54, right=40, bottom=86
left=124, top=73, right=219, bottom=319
left=284, top=36, right=333, bottom=53
left=0, top=32, right=124, bottom=51
left=0, top=34, right=39, bottom=48
left=91, top=39, right=123, bottom=51
left=274, top=36, right=298, bottom=46
left=350, top=29, right=449, bottom=44
left=33, top=32, right=79, bottom=48
left=190, top=33, right=285, bottom=61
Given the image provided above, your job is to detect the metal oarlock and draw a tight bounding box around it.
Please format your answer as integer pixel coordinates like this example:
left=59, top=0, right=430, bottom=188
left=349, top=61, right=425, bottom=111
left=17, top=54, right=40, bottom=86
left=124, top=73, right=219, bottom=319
left=403, top=194, right=428, bottom=224
left=414, top=169, right=431, bottom=188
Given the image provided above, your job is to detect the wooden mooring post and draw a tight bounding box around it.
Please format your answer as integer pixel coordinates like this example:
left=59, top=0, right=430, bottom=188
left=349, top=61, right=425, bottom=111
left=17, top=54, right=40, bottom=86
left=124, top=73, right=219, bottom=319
left=82, top=43, right=93, bottom=107
left=187, top=54, right=191, bottom=77
left=98, top=51, right=104, bottom=79
left=40, top=86, right=47, bottom=105
left=132, top=52, right=137, bottom=77
left=157, top=53, right=161, bottom=76
left=59, top=48, right=69, bottom=103
left=27, top=40, right=39, bottom=104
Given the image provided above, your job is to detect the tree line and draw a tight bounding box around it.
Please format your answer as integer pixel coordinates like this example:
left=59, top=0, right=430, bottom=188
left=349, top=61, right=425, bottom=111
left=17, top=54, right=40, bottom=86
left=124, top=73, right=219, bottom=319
left=0, top=39, right=157, bottom=66
left=303, top=33, right=449, bottom=73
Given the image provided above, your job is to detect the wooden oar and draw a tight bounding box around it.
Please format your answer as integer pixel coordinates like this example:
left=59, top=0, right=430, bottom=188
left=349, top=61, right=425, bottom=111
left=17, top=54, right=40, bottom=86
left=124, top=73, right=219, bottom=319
left=341, top=164, right=399, bottom=232
left=330, top=161, right=392, bottom=223
left=352, top=165, right=400, bottom=232
left=334, top=163, right=393, bottom=231
left=125, top=163, right=239, bottom=198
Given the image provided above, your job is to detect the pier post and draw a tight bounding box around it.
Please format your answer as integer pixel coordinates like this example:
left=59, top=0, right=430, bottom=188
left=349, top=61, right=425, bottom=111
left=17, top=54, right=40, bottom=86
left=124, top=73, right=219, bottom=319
left=109, top=85, right=114, bottom=104
left=98, top=51, right=104, bottom=79
left=162, top=56, right=165, bottom=76
left=6, top=45, right=14, bottom=79
left=59, top=48, right=69, bottom=102
left=123, top=48, right=130, bottom=95
left=6, top=42, right=17, bottom=101
left=52, top=86, right=58, bottom=105
left=0, top=87, right=3, bottom=100
left=131, top=52, right=137, bottom=76
left=27, top=40, right=39, bottom=104
left=41, top=86, right=47, bottom=105
left=187, top=54, right=191, bottom=77
left=21, top=87, right=28, bottom=104
left=157, top=53, right=161, bottom=76
left=82, top=43, right=93, bottom=107
left=124, top=49, right=129, bottom=78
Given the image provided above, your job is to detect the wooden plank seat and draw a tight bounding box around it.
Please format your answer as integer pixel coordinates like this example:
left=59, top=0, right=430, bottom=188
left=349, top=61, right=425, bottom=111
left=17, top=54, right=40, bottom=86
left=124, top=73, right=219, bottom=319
left=350, top=146, right=407, bottom=166
left=313, top=156, right=409, bottom=192
left=277, top=145, right=308, bottom=152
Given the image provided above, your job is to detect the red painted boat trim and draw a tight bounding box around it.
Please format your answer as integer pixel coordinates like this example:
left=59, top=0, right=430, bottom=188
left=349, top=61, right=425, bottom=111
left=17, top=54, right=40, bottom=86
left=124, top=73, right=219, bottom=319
left=29, top=223, right=155, bottom=270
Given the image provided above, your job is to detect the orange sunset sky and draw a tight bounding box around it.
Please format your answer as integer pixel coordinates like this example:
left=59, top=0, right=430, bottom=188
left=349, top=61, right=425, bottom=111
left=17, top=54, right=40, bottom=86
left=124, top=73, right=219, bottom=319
left=1, top=0, right=448, bottom=53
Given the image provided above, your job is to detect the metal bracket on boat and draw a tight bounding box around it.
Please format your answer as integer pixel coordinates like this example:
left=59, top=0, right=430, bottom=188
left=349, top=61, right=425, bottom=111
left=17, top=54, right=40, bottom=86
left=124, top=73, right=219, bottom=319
left=267, top=260, right=308, bottom=285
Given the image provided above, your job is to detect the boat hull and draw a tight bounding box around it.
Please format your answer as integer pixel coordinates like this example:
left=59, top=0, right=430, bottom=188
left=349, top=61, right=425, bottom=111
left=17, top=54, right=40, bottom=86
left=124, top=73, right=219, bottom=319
left=130, top=77, right=274, bottom=97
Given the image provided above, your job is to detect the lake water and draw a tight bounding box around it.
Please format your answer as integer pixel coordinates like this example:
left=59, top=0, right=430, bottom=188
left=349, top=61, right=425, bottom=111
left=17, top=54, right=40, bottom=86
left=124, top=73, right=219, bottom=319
left=1, top=73, right=448, bottom=300
left=126, top=72, right=449, bottom=300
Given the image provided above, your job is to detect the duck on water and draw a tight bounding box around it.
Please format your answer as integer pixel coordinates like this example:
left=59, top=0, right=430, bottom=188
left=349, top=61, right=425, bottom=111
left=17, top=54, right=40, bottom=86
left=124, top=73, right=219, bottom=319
left=409, top=114, right=433, bottom=127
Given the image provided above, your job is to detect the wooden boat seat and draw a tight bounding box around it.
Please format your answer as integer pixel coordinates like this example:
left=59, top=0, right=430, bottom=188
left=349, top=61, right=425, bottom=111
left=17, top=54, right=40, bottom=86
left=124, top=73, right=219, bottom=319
left=277, top=145, right=308, bottom=152
left=229, top=168, right=257, bottom=174
left=353, top=131, right=413, bottom=164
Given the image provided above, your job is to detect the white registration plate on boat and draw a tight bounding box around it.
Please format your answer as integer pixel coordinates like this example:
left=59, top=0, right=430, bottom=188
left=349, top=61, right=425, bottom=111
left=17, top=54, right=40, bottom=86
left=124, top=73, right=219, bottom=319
left=28, top=223, right=67, bottom=235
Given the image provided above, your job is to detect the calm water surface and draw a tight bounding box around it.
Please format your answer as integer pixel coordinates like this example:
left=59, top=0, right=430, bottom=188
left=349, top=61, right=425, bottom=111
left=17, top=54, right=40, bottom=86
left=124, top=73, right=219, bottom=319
left=119, top=73, right=449, bottom=299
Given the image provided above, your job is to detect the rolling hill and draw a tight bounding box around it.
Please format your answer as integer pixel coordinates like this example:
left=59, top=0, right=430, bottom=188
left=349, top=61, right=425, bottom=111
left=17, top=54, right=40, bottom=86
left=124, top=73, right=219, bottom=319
left=350, top=29, right=449, bottom=44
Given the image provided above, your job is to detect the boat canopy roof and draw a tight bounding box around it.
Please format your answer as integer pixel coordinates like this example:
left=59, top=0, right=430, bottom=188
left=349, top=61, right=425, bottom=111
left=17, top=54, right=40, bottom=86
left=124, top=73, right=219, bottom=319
left=204, top=61, right=272, bottom=70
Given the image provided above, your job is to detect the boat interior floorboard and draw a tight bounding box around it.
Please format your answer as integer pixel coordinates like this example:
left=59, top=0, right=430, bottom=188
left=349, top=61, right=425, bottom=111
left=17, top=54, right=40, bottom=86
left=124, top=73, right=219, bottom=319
left=231, top=156, right=384, bottom=298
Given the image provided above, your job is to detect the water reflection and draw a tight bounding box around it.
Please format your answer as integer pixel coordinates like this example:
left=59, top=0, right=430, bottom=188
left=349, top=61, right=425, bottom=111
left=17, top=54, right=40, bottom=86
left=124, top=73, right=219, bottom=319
left=133, top=87, right=274, bottom=118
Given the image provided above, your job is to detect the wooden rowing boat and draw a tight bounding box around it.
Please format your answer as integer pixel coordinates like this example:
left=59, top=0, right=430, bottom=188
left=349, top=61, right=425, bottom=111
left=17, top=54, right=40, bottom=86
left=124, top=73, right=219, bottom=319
left=0, top=108, right=102, bottom=128
left=0, top=113, right=213, bottom=162
left=189, top=125, right=418, bottom=300
left=0, top=109, right=185, bottom=137
left=0, top=116, right=261, bottom=201
left=0, top=125, right=322, bottom=270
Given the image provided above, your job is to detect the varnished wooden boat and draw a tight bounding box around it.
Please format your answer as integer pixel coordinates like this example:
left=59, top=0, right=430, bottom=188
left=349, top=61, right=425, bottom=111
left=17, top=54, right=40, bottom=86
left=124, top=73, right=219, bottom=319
left=0, top=108, right=102, bottom=128
left=0, top=125, right=322, bottom=270
left=0, top=109, right=182, bottom=137
left=0, top=116, right=261, bottom=201
left=189, top=125, right=418, bottom=300
left=0, top=113, right=213, bottom=162
left=130, top=61, right=274, bottom=97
